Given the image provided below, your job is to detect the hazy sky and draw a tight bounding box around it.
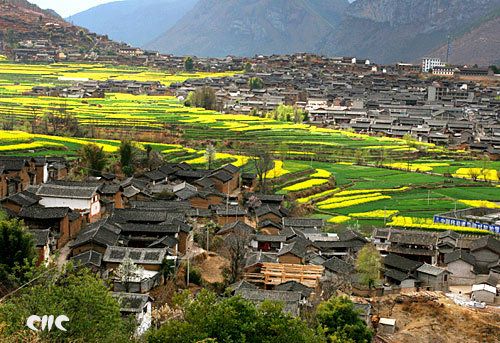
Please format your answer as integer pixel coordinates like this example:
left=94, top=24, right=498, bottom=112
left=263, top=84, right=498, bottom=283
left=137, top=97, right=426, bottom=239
left=28, top=0, right=120, bottom=17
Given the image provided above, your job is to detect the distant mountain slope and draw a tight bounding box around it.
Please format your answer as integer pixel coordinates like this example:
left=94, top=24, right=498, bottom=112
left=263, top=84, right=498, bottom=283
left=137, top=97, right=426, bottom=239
left=146, top=0, right=349, bottom=57
left=431, top=14, right=500, bottom=65
left=67, top=0, right=197, bottom=47
left=146, top=0, right=500, bottom=64
left=323, top=0, right=500, bottom=63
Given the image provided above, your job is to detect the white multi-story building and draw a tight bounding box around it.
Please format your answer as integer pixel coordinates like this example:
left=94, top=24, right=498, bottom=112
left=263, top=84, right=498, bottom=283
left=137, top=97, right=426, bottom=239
left=422, top=58, right=445, bottom=73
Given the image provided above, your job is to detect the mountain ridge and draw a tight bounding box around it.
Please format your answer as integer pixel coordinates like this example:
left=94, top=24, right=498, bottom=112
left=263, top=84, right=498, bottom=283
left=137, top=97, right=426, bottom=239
left=67, top=0, right=197, bottom=47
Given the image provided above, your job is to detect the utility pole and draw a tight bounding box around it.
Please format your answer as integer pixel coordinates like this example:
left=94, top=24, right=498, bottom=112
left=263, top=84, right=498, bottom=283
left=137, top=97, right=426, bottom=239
left=447, top=35, right=451, bottom=63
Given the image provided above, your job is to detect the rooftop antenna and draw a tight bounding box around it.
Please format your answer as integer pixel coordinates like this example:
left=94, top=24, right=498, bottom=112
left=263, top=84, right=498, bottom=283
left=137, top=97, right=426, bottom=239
left=446, top=34, right=451, bottom=64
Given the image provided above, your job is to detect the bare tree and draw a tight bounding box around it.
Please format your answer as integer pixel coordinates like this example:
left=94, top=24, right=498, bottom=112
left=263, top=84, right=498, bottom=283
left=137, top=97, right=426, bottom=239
left=221, top=231, right=252, bottom=284
left=250, top=147, right=273, bottom=194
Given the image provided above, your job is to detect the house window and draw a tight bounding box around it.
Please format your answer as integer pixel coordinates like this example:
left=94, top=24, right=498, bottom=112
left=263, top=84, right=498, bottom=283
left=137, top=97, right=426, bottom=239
left=444, top=274, right=448, bottom=282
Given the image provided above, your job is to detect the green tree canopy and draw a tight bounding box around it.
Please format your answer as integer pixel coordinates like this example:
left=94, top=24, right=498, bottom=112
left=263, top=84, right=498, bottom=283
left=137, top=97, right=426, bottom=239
left=248, top=77, right=264, bottom=90
left=184, top=56, right=194, bottom=72
left=185, top=87, right=217, bottom=110
left=0, top=266, right=134, bottom=342
left=119, top=140, right=139, bottom=176
left=79, top=143, right=107, bottom=176
left=147, top=290, right=323, bottom=343
left=355, top=244, right=382, bottom=289
left=0, top=217, right=36, bottom=290
left=316, top=296, right=373, bottom=343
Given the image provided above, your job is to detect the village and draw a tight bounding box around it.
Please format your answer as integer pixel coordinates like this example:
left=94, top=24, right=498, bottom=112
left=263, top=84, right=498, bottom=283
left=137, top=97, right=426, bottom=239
left=0, top=151, right=498, bottom=339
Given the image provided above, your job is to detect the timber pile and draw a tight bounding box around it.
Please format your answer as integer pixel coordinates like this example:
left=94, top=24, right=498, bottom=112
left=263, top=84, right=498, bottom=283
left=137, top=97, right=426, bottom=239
left=244, top=262, right=324, bottom=288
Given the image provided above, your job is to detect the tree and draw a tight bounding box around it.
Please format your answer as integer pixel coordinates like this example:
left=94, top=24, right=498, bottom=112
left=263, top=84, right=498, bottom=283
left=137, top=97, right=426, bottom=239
left=119, top=140, right=137, bottom=176
left=0, top=266, right=134, bottom=342
left=147, top=289, right=323, bottom=343
left=221, top=231, right=252, bottom=284
left=0, top=217, right=36, bottom=292
left=316, top=296, right=373, bottom=343
left=250, top=148, right=273, bottom=194
left=184, top=56, right=194, bottom=72
left=185, top=87, right=217, bottom=110
left=248, top=77, right=264, bottom=90
left=79, top=144, right=107, bottom=177
left=115, top=258, right=144, bottom=292
left=355, top=244, right=381, bottom=289
left=204, top=143, right=217, bottom=170
left=244, top=62, right=253, bottom=73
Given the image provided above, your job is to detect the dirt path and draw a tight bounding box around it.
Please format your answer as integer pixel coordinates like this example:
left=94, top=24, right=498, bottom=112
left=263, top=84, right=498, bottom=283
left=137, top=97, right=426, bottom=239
left=55, top=241, right=72, bottom=270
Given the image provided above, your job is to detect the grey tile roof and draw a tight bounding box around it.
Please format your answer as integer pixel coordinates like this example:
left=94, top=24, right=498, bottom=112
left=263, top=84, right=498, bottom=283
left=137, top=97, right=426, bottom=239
left=218, top=221, right=255, bottom=235
left=234, top=289, right=301, bottom=315
left=417, top=263, right=448, bottom=276
left=322, top=256, right=355, bottom=274
left=71, top=250, right=102, bottom=267
left=470, top=236, right=500, bottom=255
left=112, top=292, right=151, bottom=313
left=274, top=280, right=313, bottom=298
left=36, top=182, right=100, bottom=199
left=130, top=200, right=191, bottom=211
left=148, top=235, right=178, bottom=248
left=103, top=246, right=167, bottom=265
left=111, top=209, right=168, bottom=223
left=209, top=170, right=233, bottom=182
left=384, top=253, right=423, bottom=273
left=3, top=190, right=40, bottom=207
left=71, top=220, right=120, bottom=248
left=444, top=250, right=476, bottom=266
left=29, top=229, right=50, bottom=246
left=19, top=205, right=69, bottom=220
left=384, top=268, right=413, bottom=282
left=244, top=251, right=278, bottom=268
left=278, top=242, right=306, bottom=259
left=283, top=217, right=324, bottom=228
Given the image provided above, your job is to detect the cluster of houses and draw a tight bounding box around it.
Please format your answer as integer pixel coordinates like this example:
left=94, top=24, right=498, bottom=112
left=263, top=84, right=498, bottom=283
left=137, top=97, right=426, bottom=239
left=171, top=54, right=499, bottom=154
left=27, top=80, right=168, bottom=98
left=0, top=154, right=498, bottom=332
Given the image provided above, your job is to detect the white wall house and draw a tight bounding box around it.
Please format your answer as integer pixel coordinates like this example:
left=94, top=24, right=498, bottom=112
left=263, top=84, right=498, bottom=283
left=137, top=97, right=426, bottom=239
left=36, top=183, right=101, bottom=221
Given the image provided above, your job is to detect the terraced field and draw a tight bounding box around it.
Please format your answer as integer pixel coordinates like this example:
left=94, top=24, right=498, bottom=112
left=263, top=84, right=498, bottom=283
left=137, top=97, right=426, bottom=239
left=1, top=61, right=499, bottom=235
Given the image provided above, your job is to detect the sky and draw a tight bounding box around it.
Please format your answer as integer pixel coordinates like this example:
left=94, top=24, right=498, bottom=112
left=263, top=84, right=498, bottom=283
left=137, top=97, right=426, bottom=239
left=28, top=0, right=120, bottom=18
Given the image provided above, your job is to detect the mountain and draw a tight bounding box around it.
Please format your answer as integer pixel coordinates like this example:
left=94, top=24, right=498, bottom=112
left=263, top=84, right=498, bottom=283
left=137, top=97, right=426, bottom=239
left=431, top=12, right=500, bottom=66
left=0, top=0, right=125, bottom=56
left=67, top=0, right=197, bottom=47
left=147, top=0, right=500, bottom=64
left=325, top=0, right=500, bottom=63
left=146, top=0, right=350, bottom=57
left=0, top=0, right=67, bottom=34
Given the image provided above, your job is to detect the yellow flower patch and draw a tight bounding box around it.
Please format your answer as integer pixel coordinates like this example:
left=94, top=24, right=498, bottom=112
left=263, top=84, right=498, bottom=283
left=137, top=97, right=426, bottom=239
left=387, top=216, right=491, bottom=234
left=452, top=168, right=499, bottom=182
left=0, top=141, right=65, bottom=151
left=349, top=210, right=399, bottom=219
left=327, top=216, right=351, bottom=224
left=283, top=179, right=329, bottom=192
left=296, top=188, right=339, bottom=204
left=184, top=152, right=249, bottom=167
left=310, top=169, right=332, bottom=178
left=264, top=161, right=289, bottom=179
left=318, top=195, right=391, bottom=210
left=458, top=200, right=500, bottom=209
left=318, top=193, right=383, bottom=206
left=335, top=187, right=409, bottom=196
